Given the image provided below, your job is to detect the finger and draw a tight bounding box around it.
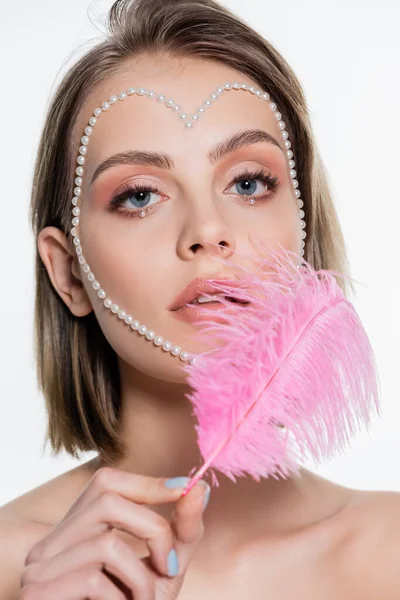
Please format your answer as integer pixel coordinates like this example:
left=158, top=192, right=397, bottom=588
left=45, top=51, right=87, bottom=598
left=21, top=530, right=155, bottom=600
left=171, top=480, right=210, bottom=545
left=63, top=467, right=188, bottom=517
left=27, top=492, right=176, bottom=576
left=21, top=566, right=126, bottom=600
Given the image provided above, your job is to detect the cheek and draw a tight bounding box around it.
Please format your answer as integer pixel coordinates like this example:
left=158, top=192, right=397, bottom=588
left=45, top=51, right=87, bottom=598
left=250, top=193, right=301, bottom=254
left=77, top=211, right=165, bottom=313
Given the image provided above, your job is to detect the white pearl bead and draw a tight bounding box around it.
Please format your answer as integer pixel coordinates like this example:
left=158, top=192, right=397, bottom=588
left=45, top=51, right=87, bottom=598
left=89, top=117, right=97, bottom=126
left=104, top=298, right=112, bottom=308
left=282, top=131, right=289, bottom=140
left=300, top=221, right=306, bottom=229
left=74, top=187, right=81, bottom=196
left=75, top=177, right=82, bottom=186
left=102, top=102, right=110, bottom=111
left=127, top=88, right=136, bottom=95
left=165, top=98, right=174, bottom=107
left=284, top=140, right=292, bottom=149
left=232, top=83, right=240, bottom=88
left=269, top=102, right=277, bottom=111
left=162, top=341, right=172, bottom=351
left=295, top=190, right=301, bottom=199
left=289, top=160, right=295, bottom=168
left=292, top=179, right=299, bottom=188
left=79, top=146, right=87, bottom=156
left=71, top=227, right=77, bottom=237
left=216, top=87, right=224, bottom=94
left=72, top=207, right=80, bottom=216
left=94, top=108, right=102, bottom=117
left=298, top=199, right=304, bottom=208
left=84, top=126, right=93, bottom=136
left=204, top=100, right=212, bottom=107
left=78, top=255, right=86, bottom=265
left=278, top=121, right=286, bottom=130
left=138, top=325, right=148, bottom=335
left=76, top=166, right=84, bottom=176
left=72, top=196, right=79, bottom=206
left=179, top=351, right=189, bottom=361
left=83, top=264, right=90, bottom=273
left=81, top=136, right=89, bottom=146
left=184, top=122, right=193, bottom=128
left=301, top=231, right=307, bottom=239
left=76, top=246, right=82, bottom=255
left=109, top=95, right=118, bottom=104
left=73, top=237, right=80, bottom=246
left=124, top=314, right=133, bottom=324
left=77, top=156, right=85, bottom=165
left=290, top=169, right=297, bottom=179
left=211, top=93, right=218, bottom=100
left=88, top=272, right=95, bottom=281
left=198, top=107, right=205, bottom=113
left=147, top=91, right=155, bottom=99
left=137, top=88, right=146, bottom=95
left=93, top=281, right=100, bottom=290
left=287, top=150, right=293, bottom=159
left=111, top=304, right=119, bottom=313
left=299, top=209, right=305, bottom=218
left=224, top=83, right=232, bottom=89
left=98, top=289, right=106, bottom=299
left=118, top=92, right=127, bottom=100
left=117, top=309, right=126, bottom=319
left=192, top=114, right=199, bottom=120
left=261, top=92, right=270, bottom=101
left=170, top=346, right=181, bottom=356
left=179, top=113, right=187, bottom=120
left=189, top=357, right=197, bottom=365
left=131, top=320, right=140, bottom=330
left=72, top=216, right=79, bottom=226
left=157, top=94, right=166, bottom=102
left=173, top=105, right=180, bottom=111
left=153, top=336, right=163, bottom=346
left=145, top=330, right=155, bottom=340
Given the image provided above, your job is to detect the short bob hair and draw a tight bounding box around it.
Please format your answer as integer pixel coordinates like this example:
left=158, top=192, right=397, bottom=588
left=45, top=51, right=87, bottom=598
left=30, top=0, right=349, bottom=466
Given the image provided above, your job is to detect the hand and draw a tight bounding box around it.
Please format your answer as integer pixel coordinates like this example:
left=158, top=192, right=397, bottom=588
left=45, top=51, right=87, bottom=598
left=19, top=467, right=210, bottom=599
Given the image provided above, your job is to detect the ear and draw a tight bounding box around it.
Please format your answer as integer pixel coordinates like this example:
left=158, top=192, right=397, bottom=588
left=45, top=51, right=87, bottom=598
left=37, top=226, right=93, bottom=317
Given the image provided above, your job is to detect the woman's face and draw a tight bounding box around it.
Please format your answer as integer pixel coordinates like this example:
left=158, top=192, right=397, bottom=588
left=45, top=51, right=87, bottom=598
left=72, top=54, right=302, bottom=383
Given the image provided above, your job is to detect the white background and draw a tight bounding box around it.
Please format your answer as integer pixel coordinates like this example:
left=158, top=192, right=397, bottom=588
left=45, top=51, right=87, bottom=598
left=0, top=0, right=399, bottom=506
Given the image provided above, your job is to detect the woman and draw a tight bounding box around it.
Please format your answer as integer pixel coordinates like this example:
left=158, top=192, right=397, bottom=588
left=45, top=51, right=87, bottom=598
left=1, top=0, right=399, bottom=598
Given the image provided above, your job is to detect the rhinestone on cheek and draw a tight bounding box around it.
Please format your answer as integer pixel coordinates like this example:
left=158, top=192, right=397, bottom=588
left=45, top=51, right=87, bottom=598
left=71, top=81, right=306, bottom=361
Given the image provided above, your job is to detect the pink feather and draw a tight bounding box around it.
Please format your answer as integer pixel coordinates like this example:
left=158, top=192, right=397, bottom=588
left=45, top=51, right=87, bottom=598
left=180, top=238, right=381, bottom=496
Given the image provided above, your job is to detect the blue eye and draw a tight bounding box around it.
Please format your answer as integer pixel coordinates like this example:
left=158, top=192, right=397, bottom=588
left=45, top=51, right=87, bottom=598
left=108, top=167, right=281, bottom=220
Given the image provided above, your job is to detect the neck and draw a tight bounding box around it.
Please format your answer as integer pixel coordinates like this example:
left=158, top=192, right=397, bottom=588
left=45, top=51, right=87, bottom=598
left=98, top=358, right=321, bottom=554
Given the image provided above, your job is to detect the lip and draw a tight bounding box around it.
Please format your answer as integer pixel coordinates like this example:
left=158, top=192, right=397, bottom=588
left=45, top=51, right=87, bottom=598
left=171, top=298, right=247, bottom=324
left=169, top=276, right=248, bottom=312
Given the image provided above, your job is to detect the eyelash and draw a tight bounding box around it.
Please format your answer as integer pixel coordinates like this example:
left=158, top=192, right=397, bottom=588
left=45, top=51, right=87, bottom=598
left=108, top=167, right=281, bottom=220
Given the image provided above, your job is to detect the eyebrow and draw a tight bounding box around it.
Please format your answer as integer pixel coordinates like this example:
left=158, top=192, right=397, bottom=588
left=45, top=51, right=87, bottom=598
left=89, top=128, right=283, bottom=186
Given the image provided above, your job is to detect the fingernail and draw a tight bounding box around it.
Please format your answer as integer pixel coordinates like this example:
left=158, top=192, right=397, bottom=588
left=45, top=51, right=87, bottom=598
left=164, top=476, right=191, bottom=489
left=167, top=547, right=179, bottom=577
left=202, top=483, right=211, bottom=510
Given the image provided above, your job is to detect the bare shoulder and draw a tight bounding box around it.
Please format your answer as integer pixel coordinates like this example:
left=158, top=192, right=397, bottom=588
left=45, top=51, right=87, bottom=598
left=0, top=457, right=99, bottom=527
left=0, top=458, right=99, bottom=599
left=331, top=487, right=400, bottom=598
left=0, top=512, right=50, bottom=600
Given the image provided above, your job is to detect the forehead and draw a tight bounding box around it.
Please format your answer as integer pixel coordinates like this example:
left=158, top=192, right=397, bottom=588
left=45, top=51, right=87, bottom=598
left=74, top=55, right=285, bottom=173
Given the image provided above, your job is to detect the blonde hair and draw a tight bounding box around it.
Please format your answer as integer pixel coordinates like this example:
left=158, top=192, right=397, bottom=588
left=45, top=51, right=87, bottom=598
left=30, top=0, right=350, bottom=465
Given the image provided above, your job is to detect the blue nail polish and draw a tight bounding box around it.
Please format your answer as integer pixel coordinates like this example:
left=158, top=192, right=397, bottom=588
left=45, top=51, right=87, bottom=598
left=167, top=548, right=179, bottom=576
left=164, top=476, right=191, bottom=489
left=203, top=486, right=211, bottom=510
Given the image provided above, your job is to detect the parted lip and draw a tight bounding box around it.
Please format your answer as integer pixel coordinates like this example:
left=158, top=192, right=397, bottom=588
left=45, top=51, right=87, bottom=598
left=169, top=276, right=249, bottom=311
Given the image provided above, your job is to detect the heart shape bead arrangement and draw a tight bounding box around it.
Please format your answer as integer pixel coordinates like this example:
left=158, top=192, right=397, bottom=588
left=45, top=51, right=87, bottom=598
left=69, top=81, right=306, bottom=362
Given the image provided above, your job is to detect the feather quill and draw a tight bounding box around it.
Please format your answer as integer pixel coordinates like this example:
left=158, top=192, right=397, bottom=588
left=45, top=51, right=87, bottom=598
left=180, top=238, right=381, bottom=496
